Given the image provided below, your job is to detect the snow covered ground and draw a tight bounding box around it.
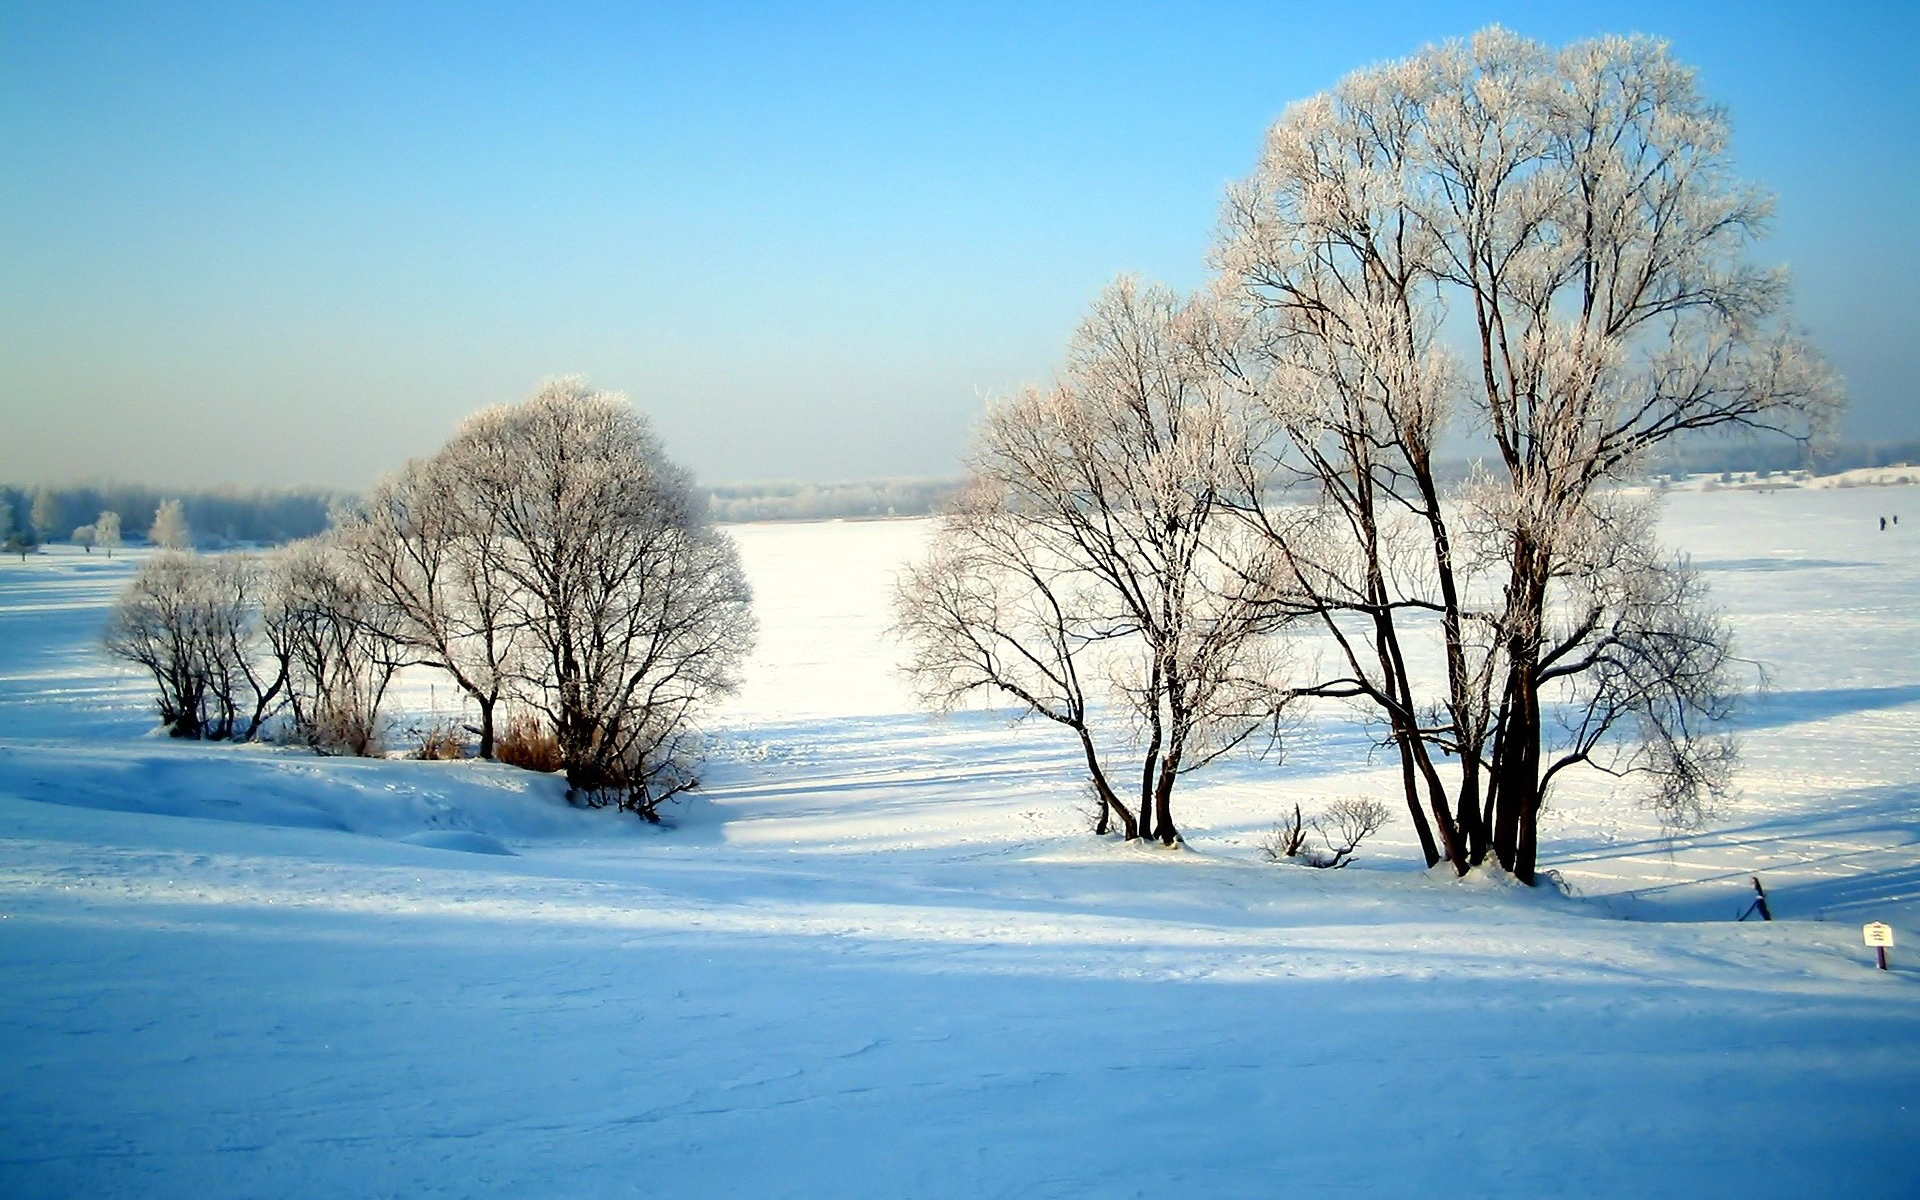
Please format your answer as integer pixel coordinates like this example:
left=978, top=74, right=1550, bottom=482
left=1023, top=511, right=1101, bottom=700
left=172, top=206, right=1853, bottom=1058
left=2, top=488, right=1917, bottom=1198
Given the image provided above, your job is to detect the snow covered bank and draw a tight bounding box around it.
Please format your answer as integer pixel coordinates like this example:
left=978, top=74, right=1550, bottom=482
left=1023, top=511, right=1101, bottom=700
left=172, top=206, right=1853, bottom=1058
left=1, top=490, right=1917, bottom=1197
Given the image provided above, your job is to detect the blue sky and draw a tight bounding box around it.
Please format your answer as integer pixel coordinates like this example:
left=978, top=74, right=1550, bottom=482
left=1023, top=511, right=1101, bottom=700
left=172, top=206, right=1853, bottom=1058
left=2, top=1, right=1915, bottom=487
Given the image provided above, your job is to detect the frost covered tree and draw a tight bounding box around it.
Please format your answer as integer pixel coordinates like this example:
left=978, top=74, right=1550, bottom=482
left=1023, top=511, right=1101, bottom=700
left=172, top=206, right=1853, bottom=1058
left=104, top=552, right=289, bottom=740
left=0, top=500, right=23, bottom=560
left=443, top=379, right=754, bottom=817
left=30, top=486, right=59, bottom=545
left=1212, top=28, right=1841, bottom=880
left=149, top=499, right=191, bottom=550
left=73, top=524, right=96, bottom=552
left=897, top=279, right=1292, bottom=844
left=335, top=454, right=522, bottom=758
left=96, top=511, right=122, bottom=558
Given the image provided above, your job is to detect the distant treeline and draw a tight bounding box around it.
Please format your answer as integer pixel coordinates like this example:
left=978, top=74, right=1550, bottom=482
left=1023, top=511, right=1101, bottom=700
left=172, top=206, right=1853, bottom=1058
left=0, top=484, right=346, bottom=548
left=701, top=438, right=1920, bottom=522
left=1647, top=436, right=1920, bottom=478
left=704, top=478, right=964, bottom=523
left=4, top=478, right=961, bottom=542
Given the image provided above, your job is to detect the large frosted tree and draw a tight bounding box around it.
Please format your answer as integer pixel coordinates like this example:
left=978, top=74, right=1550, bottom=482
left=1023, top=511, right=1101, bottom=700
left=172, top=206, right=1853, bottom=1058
left=437, top=379, right=754, bottom=817
left=29, top=486, right=58, bottom=545
left=95, top=511, right=122, bottom=558
left=1212, top=28, right=1841, bottom=879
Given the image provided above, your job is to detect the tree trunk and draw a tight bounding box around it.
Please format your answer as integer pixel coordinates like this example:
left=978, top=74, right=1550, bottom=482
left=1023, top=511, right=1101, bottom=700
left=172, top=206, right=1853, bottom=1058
left=1367, top=571, right=1465, bottom=872
left=1153, top=768, right=1179, bottom=846
left=477, top=695, right=497, bottom=760
left=1457, top=758, right=1487, bottom=865
left=1137, top=744, right=1161, bottom=844
left=1515, top=788, right=1540, bottom=886
left=1490, top=697, right=1523, bottom=872
left=1078, top=728, right=1136, bottom=839
left=1392, top=728, right=1442, bottom=868
left=1490, top=649, right=1546, bottom=879
left=1490, top=533, right=1548, bottom=881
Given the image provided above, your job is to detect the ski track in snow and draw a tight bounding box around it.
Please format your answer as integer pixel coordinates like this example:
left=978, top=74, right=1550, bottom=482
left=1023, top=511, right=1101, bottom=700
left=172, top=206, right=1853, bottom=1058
left=1, top=488, right=1918, bottom=1198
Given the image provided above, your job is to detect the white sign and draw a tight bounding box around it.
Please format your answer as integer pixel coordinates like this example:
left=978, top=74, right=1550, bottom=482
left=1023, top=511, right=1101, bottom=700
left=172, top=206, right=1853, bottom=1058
left=1863, top=922, right=1895, bottom=948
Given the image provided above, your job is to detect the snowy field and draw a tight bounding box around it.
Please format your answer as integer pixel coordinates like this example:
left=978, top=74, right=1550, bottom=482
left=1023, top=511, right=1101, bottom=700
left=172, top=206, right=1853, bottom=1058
left=2, top=486, right=1917, bottom=1198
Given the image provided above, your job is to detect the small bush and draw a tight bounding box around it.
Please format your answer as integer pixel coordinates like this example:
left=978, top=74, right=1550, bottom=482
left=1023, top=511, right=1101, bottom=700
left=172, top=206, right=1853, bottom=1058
left=496, top=711, right=563, bottom=773
left=1309, top=797, right=1391, bottom=868
left=410, top=720, right=468, bottom=761
left=298, top=704, right=382, bottom=758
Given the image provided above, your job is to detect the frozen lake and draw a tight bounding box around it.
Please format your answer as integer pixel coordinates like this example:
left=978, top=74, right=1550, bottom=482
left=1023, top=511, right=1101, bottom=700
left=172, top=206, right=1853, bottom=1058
left=1, top=483, right=1917, bottom=1197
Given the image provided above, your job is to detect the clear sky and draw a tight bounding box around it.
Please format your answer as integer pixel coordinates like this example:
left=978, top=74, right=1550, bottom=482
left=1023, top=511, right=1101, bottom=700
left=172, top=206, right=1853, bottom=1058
left=3, top=1, right=1915, bottom=489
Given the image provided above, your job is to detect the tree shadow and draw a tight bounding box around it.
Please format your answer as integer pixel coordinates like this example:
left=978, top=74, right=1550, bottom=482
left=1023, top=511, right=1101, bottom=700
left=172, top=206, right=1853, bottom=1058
left=1549, top=781, right=1920, bottom=924
left=1733, top=684, right=1920, bottom=732
left=1693, top=556, right=1875, bottom=572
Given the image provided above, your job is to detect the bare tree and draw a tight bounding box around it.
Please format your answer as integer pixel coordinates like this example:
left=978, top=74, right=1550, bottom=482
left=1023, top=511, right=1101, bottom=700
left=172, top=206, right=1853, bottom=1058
left=106, top=554, right=212, bottom=737
left=334, top=454, right=522, bottom=758
left=270, top=537, right=405, bottom=756
left=445, top=379, right=754, bottom=818
left=897, top=278, right=1293, bottom=844
left=103, top=552, right=287, bottom=740
left=205, top=555, right=294, bottom=740
left=1213, top=28, right=1841, bottom=880
left=896, top=479, right=1141, bottom=837
left=149, top=499, right=191, bottom=550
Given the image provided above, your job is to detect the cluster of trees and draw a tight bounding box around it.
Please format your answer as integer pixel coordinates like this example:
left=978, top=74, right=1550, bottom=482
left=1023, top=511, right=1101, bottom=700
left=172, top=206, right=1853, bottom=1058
left=105, top=380, right=754, bottom=819
left=103, top=549, right=383, bottom=746
left=69, top=511, right=125, bottom=556
left=2, top=488, right=64, bottom=557
left=896, top=29, right=1840, bottom=880
left=9, top=498, right=206, bottom=561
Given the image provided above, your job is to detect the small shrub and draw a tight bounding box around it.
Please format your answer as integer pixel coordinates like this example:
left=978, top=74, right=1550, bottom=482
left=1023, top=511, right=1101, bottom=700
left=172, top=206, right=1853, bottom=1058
left=1259, top=804, right=1312, bottom=861
left=1309, top=797, right=1391, bottom=868
left=1262, top=797, right=1391, bottom=868
left=298, top=704, right=382, bottom=758
left=495, top=711, right=563, bottom=773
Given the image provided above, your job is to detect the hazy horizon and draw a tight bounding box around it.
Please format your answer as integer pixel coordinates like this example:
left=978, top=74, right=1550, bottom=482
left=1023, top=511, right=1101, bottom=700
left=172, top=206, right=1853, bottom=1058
left=4, top=1, right=1915, bottom=491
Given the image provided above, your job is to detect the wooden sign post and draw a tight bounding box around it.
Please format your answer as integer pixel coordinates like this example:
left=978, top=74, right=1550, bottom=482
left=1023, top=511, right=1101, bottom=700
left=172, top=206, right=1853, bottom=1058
left=1863, top=922, right=1894, bottom=970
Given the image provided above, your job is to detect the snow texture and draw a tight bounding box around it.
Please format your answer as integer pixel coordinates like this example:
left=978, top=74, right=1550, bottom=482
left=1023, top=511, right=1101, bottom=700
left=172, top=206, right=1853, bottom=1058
left=1, top=486, right=1917, bottom=1198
